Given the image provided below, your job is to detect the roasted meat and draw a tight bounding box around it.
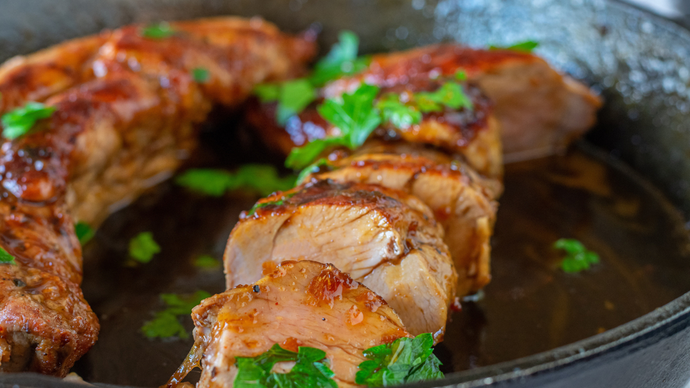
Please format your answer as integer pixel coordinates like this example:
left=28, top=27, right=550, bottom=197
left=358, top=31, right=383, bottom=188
left=224, top=180, right=457, bottom=338
left=0, top=17, right=315, bottom=375
left=247, top=80, right=504, bottom=178
left=167, top=260, right=409, bottom=388
left=300, top=141, right=499, bottom=295
left=323, top=44, right=602, bottom=160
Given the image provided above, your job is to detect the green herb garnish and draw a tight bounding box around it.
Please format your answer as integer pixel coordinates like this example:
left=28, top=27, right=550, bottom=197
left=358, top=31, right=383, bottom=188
left=253, top=30, right=369, bottom=124
left=377, top=93, right=422, bottom=129
left=309, top=30, right=370, bottom=87
left=234, top=344, right=337, bottom=388
left=415, top=82, right=473, bottom=113
left=0, top=247, right=16, bottom=265
left=455, top=70, right=467, bottom=81
left=175, top=165, right=295, bottom=197
left=355, top=333, right=444, bottom=386
left=285, top=83, right=381, bottom=170
left=276, top=79, right=317, bottom=125
left=129, top=232, right=161, bottom=264
left=193, top=255, right=219, bottom=269
left=489, top=40, right=539, bottom=53
left=2, top=102, right=56, bottom=140
left=140, top=22, right=176, bottom=39
left=141, top=290, right=210, bottom=339
left=191, top=68, right=210, bottom=83
left=75, top=222, right=95, bottom=245
left=296, top=158, right=330, bottom=184
left=554, top=238, right=600, bottom=273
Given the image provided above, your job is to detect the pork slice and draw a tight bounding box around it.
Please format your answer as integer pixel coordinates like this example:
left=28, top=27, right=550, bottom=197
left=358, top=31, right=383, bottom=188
left=224, top=180, right=457, bottom=337
left=302, top=142, right=499, bottom=295
left=168, top=260, right=409, bottom=388
left=323, top=44, right=602, bottom=160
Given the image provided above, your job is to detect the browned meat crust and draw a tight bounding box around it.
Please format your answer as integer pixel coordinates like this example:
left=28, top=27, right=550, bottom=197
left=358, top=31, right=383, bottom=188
left=224, top=180, right=457, bottom=338
left=168, top=260, right=409, bottom=388
left=301, top=141, right=500, bottom=295
left=0, top=17, right=315, bottom=375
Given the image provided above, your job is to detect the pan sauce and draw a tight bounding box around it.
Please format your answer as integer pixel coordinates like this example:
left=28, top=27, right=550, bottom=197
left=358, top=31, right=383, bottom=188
left=71, top=117, right=690, bottom=386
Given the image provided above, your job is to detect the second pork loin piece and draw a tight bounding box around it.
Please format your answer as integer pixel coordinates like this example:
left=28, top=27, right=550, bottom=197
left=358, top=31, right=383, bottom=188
left=323, top=44, right=602, bottom=161
left=168, top=260, right=410, bottom=388
left=224, top=180, right=457, bottom=338
left=300, top=141, right=500, bottom=295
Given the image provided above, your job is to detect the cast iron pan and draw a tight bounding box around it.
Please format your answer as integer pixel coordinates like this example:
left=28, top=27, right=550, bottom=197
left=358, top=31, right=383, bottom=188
left=1, top=1, right=690, bottom=387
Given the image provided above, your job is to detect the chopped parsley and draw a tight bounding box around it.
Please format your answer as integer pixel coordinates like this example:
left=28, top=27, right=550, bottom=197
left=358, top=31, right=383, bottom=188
left=296, top=158, right=330, bottom=184
left=175, top=165, right=295, bottom=197
left=191, top=67, right=210, bottom=83
left=75, top=222, right=95, bottom=245
left=140, top=22, right=176, bottom=39
left=129, top=232, right=161, bottom=264
left=554, top=238, right=600, bottom=273
left=275, top=79, right=317, bottom=125
left=193, top=255, right=219, bottom=269
left=489, top=40, right=539, bottom=53
left=454, top=70, right=467, bottom=81
left=285, top=83, right=381, bottom=170
left=0, top=247, right=15, bottom=265
left=415, top=82, right=473, bottom=113
left=253, top=30, right=369, bottom=124
left=308, top=31, right=371, bottom=87
left=2, top=102, right=56, bottom=140
left=141, top=290, right=210, bottom=339
left=376, top=93, right=422, bottom=129
left=234, top=344, right=337, bottom=388
left=356, top=333, right=444, bottom=386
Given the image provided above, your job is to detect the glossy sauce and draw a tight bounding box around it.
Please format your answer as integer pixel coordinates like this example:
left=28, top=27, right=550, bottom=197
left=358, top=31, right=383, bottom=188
left=71, top=118, right=690, bottom=386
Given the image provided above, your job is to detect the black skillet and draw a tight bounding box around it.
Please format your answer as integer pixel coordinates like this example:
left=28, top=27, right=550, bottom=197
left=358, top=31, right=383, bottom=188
left=1, top=0, right=690, bottom=387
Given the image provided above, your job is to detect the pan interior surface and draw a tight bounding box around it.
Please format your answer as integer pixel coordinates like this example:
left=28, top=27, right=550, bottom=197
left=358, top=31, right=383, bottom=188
left=0, top=0, right=689, bottom=387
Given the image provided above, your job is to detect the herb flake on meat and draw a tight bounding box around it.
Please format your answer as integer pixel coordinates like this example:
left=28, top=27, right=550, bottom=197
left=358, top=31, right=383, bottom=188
left=0, top=247, right=15, bottom=265
left=234, top=344, right=338, bottom=388
left=75, top=222, right=95, bottom=245
left=355, top=333, right=444, bottom=386
left=140, top=22, right=176, bottom=39
left=175, top=165, right=296, bottom=197
left=2, top=102, right=56, bottom=140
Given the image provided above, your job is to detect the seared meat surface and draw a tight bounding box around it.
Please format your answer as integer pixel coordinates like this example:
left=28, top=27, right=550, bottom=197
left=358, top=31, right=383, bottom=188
left=248, top=80, right=503, bottom=178
left=169, top=260, right=409, bottom=388
left=301, top=141, right=499, bottom=295
left=323, top=44, right=602, bottom=160
left=0, top=17, right=315, bottom=375
left=224, top=180, right=457, bottom=338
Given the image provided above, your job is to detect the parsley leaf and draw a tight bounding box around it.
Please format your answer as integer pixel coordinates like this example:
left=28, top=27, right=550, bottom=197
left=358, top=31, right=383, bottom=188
left=2, top=102, right=56, bottom=140
left=193, top=255, right=219, bottom=269
left=296, top=158, right=331, bottom=184
left=254, top=84, right=280, bottom=103
left=489, top=40, right=539, bottom=53
left=415, top=82, right=473, bottom=113
left=141, top=290, right=210, bottom=339
left=175, top=165, right=296, bottom=197
left=355, top=333, right=443, bottom=386
left=276, top=79, right=317, bottom=125
left=75, top=222, right=95, bottom=245
left=191, top=67, right=210, bottom=83
left=286, top=84, right=381, bottom=170
left=310, top=31, right=370, bottom=86
left=554, top=238, right=600, bottom=273
left=234, top=344, right=337, bottom=388
left=377, top=93, right=422, bottom=129
left=0, top=247, right=15, bottom=265
left=140, top=22, right=176, bottom=39
left=455, top=70, right=467, bottom=81
left=129, top=232, right=161, bottom=264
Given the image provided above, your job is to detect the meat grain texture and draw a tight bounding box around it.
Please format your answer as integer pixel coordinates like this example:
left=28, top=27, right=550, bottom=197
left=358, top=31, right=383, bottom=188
left=170, top=260, right=410, bottom=388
